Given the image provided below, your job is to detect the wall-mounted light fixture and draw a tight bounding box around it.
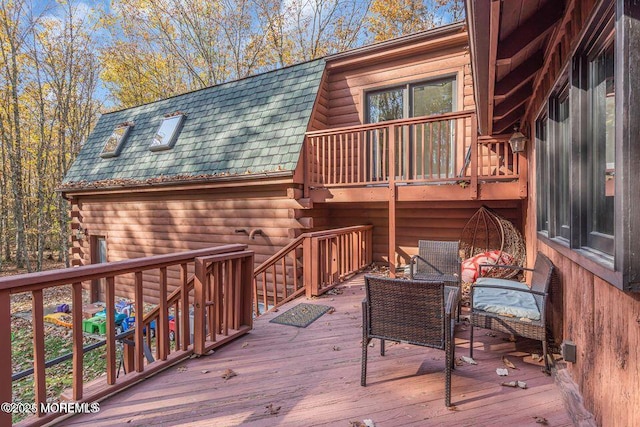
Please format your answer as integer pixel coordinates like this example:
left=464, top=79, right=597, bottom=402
left=508, top=125, right=528, bottom=153
left=75, top=226, right=86, bottom=241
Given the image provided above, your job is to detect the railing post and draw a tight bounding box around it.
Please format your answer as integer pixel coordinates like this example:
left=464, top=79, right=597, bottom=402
left=0, top=290, right=11, bottom=427
left=331, top=237, right=339, bottom=284
left=388, top=124, right=397, bottom=277
left=241, top=254, right=255, bottom=328
left=72, top=282, right=84, bottom=400
left=105, top=276, right=116, bottom=385
left=180, top=263, right=190, bottom=351
left=194, top=258, right=206, bottom=355
left=158, top=267, right=169, bottom=361
left=305, top=237, right=320, bottom=297
left=304, top=137, right=310, bottom=198
left=134, top=272, right=144, bottom=373
left=470, top=114, right=479, bottom=199
left=32, top=290, right=46, bottom=416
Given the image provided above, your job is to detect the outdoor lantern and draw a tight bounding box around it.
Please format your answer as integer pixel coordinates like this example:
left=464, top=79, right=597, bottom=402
left=509, top=126, right=527, bottom=153
left=75, top=227, right=86, bottom=241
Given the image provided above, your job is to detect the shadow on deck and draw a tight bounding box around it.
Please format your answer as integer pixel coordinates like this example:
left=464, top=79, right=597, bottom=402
left=63, top=274, right=573, bottom=426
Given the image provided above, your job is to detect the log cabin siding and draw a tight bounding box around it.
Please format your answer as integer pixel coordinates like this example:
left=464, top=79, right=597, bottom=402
left=324, top=41, right=473, bottom=128
left=519, top=1, right=640, bottom=425
left=70, top=184, right=308, bottom=304
left=314, top=200, right=522, bottom=266
left=537, top=241, right=640, bottom=425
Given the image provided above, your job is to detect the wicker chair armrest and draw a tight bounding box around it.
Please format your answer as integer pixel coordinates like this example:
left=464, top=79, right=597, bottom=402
left=478, top=263, right=533, bottom=276
left=470, top=282, right=548, bottom=297
left=445, top=287, right=459, bottom=317
left=410, top=254, right=444, bottom=275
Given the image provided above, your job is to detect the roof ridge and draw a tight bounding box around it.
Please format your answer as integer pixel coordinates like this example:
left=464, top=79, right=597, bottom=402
left=102, top=58, right=326, bottom=115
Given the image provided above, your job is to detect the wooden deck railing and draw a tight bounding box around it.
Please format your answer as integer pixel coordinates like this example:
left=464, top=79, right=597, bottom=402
left=305, top=111, right=520, bottom=190
left=1, top=244, right=254, bottom=427
left=253, top=225, right=373, bottom=315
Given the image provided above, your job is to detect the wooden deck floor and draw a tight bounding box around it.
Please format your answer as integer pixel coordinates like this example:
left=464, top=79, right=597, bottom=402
left=64, top=274, right=573, bottom=427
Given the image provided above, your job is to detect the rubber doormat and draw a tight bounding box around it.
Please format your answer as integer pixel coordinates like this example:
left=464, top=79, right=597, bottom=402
left=269, top=303, right=332, bottom=328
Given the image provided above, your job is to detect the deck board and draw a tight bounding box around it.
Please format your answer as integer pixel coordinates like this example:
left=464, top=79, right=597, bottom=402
left=64, top=274, right=573, bottom=426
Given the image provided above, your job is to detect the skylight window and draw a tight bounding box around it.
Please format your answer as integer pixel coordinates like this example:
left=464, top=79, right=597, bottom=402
left=100, top=122, right=132, bottom=158
left=149, top=112, right=186, bottom=151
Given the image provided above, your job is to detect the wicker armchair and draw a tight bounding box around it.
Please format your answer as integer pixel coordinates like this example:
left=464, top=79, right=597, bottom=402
left=469, top=252, right=554, bottom=372
left=410, top=240, right=461, bottom=319
left=361, top=275, right=459, bottom=407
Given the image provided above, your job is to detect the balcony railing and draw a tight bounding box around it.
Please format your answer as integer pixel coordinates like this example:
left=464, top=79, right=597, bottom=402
left=305, top=111, right=521, bottom=193
left=253, top=225, right=373, bottom=314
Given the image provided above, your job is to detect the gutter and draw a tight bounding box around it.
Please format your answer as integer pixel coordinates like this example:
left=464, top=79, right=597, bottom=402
left=58, top=170, right=295, bottom=199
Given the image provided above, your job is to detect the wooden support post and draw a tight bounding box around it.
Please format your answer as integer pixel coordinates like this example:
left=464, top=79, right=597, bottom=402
left=134, top=272, right=144, bottom=373
left=158, top=267, right=169, bottom=361
left=388, top=125, right=397, bottom=277
left=32, top=290, right=46, bottom=415
left=71, top=282, right=84, bottom=400
left=470, top=114, right=479, bottom=199
left=194, top=258, right=206, bottom=355
left=180, top=263, right=190, bottom=351
left=122, top=342, right=135, bottom=374
left=0, top=291, right=10, bottom=426
left=309, top=237, right=321, bottom=296
left=233, top=259, right=242, bottom=330
left=105, top=276, right=116, bottom=385
left=518, top=151, right=528, bottom=198
left=241, top=254, right=255, bottom=328
left=303, top=237, right=313, bottom=298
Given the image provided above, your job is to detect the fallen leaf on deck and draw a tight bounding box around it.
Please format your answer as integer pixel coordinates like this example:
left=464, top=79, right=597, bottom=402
left=461, top=356, right=477, bottom=365
left=496, top=368, right=509, bottom=376
left=485, top=332, right=497, bottom=337
left=363, top=420, right=376, bottom=427
left=177, top=366, right=188, bottom=372
left=502, top=356, right=518, bottom=369
left=455, top=357, right=464, bottom=366
left=447, top=405, right=458, bottom=411
left=531, top=353, right=543, bottom=362
left=368, top=342, right=375, bottom=348
left=242, top=342, right=249, bottom=348
left=327, top=308, right=336, bottom=314
left=264, top=403, right=281, bottom=415
left=501, top=380, right=527, bottom=389
left=349, top=422, right=365, bottom=427
left=332, top=346, right=340, bottom=351
left=205, top=349, right=215, bottom=355
left=534, top=416, right=549, bottom=425
left=201, top=370, right=209, bottom=374
left=222, top=368, right=237, bottom=380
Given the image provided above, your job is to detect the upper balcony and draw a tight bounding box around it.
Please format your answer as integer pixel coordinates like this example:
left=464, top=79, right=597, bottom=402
left=303, top=110, right=527, bottom=203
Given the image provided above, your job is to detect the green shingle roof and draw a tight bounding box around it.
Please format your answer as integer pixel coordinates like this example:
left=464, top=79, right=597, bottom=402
left=63, top=59, right=325, bottom=186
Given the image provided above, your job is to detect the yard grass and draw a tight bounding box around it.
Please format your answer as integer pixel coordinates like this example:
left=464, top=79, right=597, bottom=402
left=11, top=316, right=109, bottom=424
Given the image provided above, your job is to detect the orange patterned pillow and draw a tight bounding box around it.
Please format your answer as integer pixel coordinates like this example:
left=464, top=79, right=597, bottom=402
left=461, top=250, right=513, bottom=283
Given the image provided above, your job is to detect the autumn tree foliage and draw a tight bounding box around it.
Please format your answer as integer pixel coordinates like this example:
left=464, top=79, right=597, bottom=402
left=0, top=0, right=463, bottom=271
left=0, top=0, right=101, bottom=271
